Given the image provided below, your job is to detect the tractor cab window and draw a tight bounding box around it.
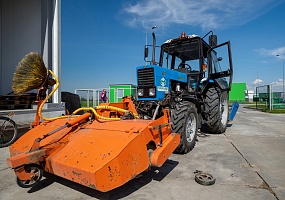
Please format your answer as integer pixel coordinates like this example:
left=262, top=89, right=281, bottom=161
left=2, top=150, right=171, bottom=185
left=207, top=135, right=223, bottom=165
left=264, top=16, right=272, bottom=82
left=210, top=47, right=229, bottom=73
left=160, top=40, right=201, bottom=72
left=174, top=57, right=199, bottom=73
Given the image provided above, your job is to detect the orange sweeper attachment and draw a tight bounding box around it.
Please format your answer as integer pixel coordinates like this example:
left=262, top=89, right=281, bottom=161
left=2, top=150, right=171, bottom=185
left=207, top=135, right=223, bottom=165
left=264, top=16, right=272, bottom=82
left=7, top=52, right=180, bottom=192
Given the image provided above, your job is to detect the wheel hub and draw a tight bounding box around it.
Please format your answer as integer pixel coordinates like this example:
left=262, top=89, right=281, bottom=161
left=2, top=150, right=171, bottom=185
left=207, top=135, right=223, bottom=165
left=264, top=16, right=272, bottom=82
left=220, top=94, right=228, bottom=126
left=186, top=114, right=196, bottom=142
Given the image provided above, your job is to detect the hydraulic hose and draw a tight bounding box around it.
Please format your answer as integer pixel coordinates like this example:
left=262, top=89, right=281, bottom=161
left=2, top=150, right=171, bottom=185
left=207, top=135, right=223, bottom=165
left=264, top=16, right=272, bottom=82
left=73, top=106, right=139, bottom=121
left=38, top=70, right=139, bottom=122
left=37, top=70, right=70, bottom=121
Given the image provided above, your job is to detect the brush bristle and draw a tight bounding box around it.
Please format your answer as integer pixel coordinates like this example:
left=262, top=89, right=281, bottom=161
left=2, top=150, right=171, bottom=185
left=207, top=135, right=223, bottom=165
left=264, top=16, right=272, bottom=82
left=12, top=52, right=48, bottom=94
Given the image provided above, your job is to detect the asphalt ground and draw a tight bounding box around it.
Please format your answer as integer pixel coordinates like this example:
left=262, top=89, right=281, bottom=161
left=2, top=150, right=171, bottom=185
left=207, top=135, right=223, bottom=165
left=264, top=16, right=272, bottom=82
left=0, top=106, right=284, bottom=200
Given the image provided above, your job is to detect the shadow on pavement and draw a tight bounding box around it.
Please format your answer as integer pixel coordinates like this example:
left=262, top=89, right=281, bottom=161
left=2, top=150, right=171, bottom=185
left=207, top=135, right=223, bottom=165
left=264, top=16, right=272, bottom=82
left=27, top=159, right=179, bottom=199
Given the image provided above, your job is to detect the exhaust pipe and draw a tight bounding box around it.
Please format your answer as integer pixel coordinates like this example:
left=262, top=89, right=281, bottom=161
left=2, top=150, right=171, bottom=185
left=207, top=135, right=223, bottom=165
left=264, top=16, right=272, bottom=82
left=209, top=35, right=217, bottom=47
left=151, top=32, right=156, bottom=65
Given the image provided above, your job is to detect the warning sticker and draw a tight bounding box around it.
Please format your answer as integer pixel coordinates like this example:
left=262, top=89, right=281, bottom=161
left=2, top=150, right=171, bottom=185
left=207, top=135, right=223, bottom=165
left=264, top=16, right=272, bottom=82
left=157, top=86, right=168, bottom=92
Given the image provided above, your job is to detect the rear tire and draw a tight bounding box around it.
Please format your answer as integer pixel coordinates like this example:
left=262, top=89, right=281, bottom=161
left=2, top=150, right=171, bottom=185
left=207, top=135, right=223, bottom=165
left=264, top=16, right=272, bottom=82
left=171, top=101, right=198, bottom=154
left=204, top=87, right=229, bottom=133
left=16, top=164, right=43, bottom=188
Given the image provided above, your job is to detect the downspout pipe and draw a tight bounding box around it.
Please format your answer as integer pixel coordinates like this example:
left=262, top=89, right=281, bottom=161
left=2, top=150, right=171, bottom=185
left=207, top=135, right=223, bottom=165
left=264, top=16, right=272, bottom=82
left=52, top=0, right=61, bottom=103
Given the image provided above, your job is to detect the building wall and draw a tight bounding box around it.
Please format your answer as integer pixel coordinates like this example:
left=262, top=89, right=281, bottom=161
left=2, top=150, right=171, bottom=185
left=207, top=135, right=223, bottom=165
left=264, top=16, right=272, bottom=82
left=229, top=82, right=247, bottom=101
left=0, top=0, right=58, bottom=97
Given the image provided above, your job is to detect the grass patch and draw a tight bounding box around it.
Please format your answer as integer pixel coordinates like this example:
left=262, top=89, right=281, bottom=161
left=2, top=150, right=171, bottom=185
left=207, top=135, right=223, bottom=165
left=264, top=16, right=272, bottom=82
left=263, top=109, right=285, bottom=114
left=244, top=104, right=285, bottom=114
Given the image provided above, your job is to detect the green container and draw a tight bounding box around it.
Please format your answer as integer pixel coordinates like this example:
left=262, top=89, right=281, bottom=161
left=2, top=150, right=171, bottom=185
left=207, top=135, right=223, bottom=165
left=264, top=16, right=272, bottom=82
left=229, top=83, right=246, bottom=101
left=109, top=84, right=136, bottom=103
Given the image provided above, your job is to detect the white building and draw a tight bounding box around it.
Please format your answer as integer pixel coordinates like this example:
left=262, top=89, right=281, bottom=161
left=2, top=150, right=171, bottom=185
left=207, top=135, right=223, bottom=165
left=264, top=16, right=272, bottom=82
left=0, top=0, right=61, bottom=103
left=245, top=90, right=254, bottom=102
left=0, top=0, right=63, bottom=125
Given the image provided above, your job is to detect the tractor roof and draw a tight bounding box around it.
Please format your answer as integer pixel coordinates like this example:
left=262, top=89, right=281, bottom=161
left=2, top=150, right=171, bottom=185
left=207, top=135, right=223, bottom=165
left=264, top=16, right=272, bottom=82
left=161, top=32, right=211, bottom=60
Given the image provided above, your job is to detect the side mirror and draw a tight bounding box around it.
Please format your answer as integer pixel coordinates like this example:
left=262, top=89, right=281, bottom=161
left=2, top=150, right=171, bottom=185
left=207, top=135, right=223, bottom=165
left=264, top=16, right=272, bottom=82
left=144, top=47, right=149, bottom=59
left=217, top=57, right=222, bottom=61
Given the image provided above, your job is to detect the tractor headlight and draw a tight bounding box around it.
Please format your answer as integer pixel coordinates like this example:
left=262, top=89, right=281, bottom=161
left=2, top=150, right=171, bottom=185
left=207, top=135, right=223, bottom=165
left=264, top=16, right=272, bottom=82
left=138, top=89, right=144, bottom=96
left=149, top=88, right=155, bottom=96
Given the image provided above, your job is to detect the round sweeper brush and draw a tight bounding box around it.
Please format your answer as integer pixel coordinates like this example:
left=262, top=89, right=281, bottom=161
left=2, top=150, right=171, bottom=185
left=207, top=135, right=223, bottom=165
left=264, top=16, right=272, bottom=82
left=12, top=52, right=49, bottom=95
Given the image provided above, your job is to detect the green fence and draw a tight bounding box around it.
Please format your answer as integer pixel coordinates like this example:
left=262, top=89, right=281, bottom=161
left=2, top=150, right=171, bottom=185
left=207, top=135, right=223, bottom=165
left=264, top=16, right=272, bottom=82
left=75, top=87, right=137, bottom=107
left=254, top=85, right=285, bottom=111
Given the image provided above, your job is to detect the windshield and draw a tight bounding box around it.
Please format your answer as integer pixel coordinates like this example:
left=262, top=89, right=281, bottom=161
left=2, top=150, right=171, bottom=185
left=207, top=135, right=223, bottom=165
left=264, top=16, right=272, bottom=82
left=161, top=41, right=201, bottom=72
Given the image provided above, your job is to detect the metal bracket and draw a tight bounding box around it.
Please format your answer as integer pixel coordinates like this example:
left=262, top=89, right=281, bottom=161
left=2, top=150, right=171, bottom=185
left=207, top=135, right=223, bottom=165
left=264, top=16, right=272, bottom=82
left=148, top=123, right=172, bottom=147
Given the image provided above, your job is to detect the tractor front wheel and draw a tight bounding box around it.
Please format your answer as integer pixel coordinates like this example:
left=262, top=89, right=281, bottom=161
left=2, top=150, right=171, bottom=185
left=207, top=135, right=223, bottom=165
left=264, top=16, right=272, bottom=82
left=171, top=101, right=198, bottom=154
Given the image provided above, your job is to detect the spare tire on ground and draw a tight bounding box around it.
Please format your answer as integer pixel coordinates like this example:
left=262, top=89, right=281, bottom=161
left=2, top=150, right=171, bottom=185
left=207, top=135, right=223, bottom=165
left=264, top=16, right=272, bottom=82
left=195, top=172, right=216, bottom=186
left=61, top=91, right=84, bottom=115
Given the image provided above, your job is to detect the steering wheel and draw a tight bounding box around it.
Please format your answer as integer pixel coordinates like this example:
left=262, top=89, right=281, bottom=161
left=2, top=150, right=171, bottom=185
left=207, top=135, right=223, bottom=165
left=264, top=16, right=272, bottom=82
left=178, top=63, right=192, bottom=71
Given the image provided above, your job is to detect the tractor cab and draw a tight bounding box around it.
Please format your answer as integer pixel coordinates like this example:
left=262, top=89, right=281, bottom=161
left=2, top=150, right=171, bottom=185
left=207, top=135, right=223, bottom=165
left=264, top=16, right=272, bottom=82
left=158, top=31, right=233, bottom=93
left=160, top=33, right=209, bottom=92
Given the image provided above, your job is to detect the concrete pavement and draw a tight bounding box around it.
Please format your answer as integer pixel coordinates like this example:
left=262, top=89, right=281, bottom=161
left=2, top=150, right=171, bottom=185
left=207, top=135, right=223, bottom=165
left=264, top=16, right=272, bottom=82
left=0, top=106, right=284, bottom=200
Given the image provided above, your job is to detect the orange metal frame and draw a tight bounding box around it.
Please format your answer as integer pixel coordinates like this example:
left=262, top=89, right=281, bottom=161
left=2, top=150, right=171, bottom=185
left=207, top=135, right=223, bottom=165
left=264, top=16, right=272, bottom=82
left=7, top=97, right=179, bottom=192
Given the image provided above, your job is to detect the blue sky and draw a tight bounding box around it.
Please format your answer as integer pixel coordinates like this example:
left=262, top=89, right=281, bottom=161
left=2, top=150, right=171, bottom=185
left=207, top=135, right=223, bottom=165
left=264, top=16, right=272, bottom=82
left=61, top=0, right=285, bottom=93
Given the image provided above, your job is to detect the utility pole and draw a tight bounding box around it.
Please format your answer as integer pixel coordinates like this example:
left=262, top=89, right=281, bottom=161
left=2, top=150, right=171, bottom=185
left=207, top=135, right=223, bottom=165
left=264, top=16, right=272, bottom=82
left=276, top=54, right=284, bottom=99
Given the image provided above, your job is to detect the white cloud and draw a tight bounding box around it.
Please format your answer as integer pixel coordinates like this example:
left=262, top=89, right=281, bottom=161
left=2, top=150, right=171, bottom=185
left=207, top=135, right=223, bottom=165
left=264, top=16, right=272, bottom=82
left=247, top=77, right=284, bottom=92
left=253, top=79, right=263, bottom=85
left=256, top=46, right=285, bottom=57
left=246, top=83, right=256, bottom=91
left=245, top=79, right=263, bottom=91
left=121, top=0, right=281, bottom=30
left=271, top=79, right=284, bottom=93
left=271, top=78, right=284, bottom=86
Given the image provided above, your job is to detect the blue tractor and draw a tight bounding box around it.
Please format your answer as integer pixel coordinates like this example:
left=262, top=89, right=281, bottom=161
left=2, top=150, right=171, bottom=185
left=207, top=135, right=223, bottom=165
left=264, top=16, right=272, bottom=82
left=135, top=31, right=233, bottom=153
